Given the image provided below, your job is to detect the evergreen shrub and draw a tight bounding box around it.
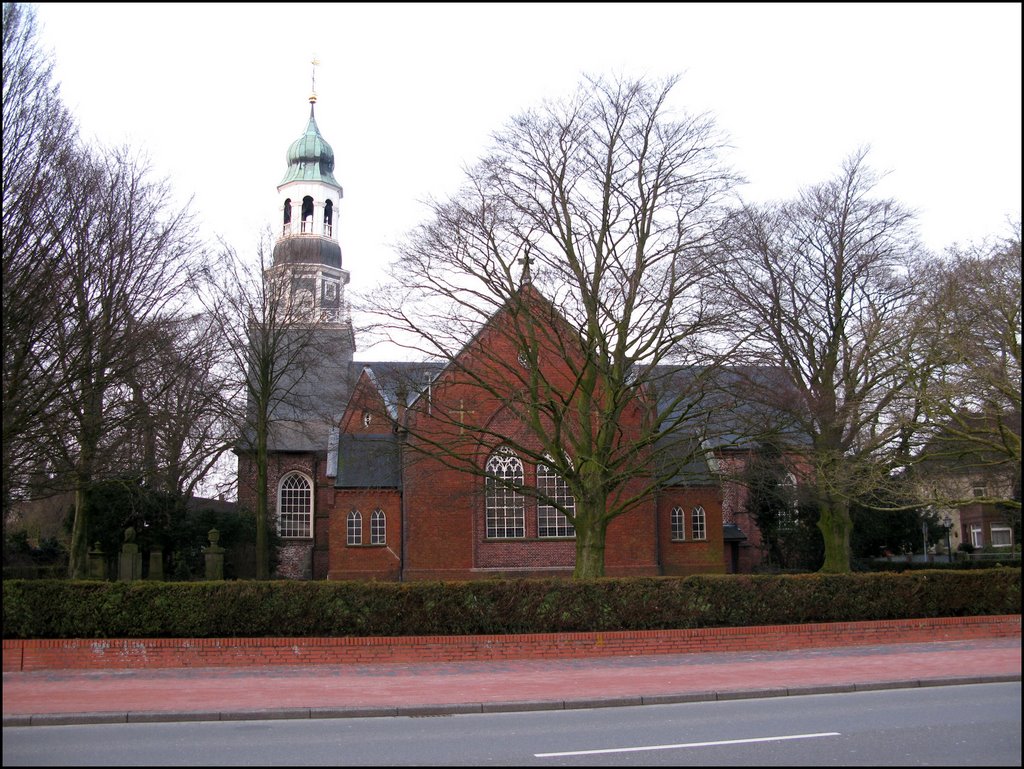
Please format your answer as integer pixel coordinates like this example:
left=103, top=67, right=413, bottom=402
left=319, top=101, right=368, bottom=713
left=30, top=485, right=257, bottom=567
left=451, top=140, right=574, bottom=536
left=2, top=568, right=1019, bottom=640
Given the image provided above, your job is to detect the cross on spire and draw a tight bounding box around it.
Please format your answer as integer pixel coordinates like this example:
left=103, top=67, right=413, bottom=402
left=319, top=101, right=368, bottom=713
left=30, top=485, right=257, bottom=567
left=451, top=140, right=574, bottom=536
left=518, top=250, right=533, bottom=285
left=309, top=55, right=320, bottom=105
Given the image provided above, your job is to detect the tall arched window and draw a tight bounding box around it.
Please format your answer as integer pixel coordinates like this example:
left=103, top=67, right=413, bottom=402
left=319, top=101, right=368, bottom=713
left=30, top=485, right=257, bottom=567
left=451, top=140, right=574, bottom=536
left=347, top=510, right=362, bottom=545
left=485, top=447, right=524, bottom=538
left=671, top=506, right=685, bottom=541
left=691, top=506, right=706, bottom=541
left=323, top=199, right=334, bottom=237
left=283, top=198, right=292, bottom=232
left=537, top=457, right=575, bottom=538
left=278, top=472, right=312, bottom=538
left=301, top=195, right=314, bottom=232
left=370, top=508, right=386, bottom=545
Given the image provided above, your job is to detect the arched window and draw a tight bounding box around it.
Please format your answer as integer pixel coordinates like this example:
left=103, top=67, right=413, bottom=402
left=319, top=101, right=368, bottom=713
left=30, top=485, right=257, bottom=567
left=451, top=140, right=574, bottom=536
left=485, top=447, right=524, bottom=538
left=370, top=508, right=386, bottom=545
left=278, top=472, right=312, bottom=538
left=537, top=457, right=575, bottom=538
left=301, top=195, right=314, bottom=232
left=691, top=506, right=706, bottom=541
left=347, top=510, right=362, bottom=545
left=323, top=199, right=334, bottom=237
left=671, top=506, right=685, bottom=541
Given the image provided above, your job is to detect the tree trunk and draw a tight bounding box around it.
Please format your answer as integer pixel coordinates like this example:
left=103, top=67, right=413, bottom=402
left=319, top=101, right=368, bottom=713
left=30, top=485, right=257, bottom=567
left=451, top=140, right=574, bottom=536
left=573, top=515, right=608, bottom=579
left=67, top=484, right=90, bottom=579
left=817, top=493, right=852, bottom=573
left=254, top=403, right=271, bottom=580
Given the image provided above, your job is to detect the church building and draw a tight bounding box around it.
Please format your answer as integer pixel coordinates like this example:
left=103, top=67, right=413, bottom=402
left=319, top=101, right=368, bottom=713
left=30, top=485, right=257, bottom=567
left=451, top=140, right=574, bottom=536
left=237, top=94, right=789, bottom=581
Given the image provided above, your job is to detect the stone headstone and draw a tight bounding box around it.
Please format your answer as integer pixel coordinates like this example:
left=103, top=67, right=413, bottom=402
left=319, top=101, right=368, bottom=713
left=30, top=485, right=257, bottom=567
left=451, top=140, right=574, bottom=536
left=204, top=528, right=225, bottom=580
left=148, top=547, right=164, bottom=580
left=118, top=527, right=142, bottom=582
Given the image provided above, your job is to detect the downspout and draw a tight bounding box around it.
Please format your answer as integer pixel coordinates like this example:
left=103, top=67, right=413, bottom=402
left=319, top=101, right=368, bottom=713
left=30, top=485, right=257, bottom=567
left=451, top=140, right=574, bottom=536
left=398, top=431, right=407, bottom=582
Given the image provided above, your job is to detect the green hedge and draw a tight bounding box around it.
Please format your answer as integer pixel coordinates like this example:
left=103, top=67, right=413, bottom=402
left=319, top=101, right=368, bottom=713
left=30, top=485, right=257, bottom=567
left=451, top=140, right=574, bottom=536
left=3, top=569, right=1020, bottom=640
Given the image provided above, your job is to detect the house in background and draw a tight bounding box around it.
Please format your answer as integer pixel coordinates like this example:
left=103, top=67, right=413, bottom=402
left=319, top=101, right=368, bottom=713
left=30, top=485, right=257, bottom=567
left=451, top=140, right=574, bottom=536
left=917, top=411, right=1021, bottom=554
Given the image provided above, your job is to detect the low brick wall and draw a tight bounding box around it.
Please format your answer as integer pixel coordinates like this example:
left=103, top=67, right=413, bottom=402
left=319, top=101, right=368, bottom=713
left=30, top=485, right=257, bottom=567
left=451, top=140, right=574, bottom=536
left=3, top=615, right=1019, bottom=672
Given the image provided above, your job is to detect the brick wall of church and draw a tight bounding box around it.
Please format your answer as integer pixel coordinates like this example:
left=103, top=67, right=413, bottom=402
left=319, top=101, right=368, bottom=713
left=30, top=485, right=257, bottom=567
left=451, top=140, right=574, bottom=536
left=236, top=451, right=324, bottom=580
left=657, top=486, right=727, bottom=575
left=327, top=488, right=403, bottom=580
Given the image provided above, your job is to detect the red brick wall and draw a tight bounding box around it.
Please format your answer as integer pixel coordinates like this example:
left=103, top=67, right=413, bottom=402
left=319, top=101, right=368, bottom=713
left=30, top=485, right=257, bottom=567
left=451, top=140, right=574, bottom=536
left=658, top=486, right=726, bottom=575
left=237, top=451, right=324, bottom=579
left=5, top=615, right=1018, bottom=671
left=327, top=488, right=403, bottom=580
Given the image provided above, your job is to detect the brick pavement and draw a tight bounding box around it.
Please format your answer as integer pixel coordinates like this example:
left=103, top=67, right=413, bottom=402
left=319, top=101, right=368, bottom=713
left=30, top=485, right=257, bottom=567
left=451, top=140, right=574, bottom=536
left=3, top=636, right=1020, bottom=726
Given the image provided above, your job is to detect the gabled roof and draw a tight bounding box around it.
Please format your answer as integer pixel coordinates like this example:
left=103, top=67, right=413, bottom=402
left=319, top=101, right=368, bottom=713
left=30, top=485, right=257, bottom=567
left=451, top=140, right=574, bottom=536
left=650, top=364, right=809, bottom=451
left=354, top=360, right=446, bottom=421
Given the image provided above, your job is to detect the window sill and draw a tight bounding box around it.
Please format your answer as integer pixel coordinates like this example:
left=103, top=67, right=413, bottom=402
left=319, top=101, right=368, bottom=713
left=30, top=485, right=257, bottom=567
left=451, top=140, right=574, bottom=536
left=484, top=536, right=577, bottom=542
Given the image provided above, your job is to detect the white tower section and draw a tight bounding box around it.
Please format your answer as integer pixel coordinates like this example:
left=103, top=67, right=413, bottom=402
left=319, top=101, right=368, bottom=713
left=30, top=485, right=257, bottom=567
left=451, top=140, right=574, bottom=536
left=271, top=90, right=350, bottom=325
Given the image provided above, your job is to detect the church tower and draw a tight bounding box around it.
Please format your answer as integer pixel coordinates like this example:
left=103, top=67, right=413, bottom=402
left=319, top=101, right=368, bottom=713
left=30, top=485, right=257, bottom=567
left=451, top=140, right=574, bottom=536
left=241, top=69, right=356, bottom=581
left=268, top=71, right=350, bottom=328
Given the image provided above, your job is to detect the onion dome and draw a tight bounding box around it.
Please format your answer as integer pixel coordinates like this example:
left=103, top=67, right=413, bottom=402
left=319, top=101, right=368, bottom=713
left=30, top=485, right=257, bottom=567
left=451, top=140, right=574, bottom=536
left=280, top=103, right=340, bottom=187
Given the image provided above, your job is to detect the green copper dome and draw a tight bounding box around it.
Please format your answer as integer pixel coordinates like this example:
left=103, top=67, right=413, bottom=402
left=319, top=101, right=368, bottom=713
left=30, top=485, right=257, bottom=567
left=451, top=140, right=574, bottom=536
left=280, top=105, right=340, bottom=187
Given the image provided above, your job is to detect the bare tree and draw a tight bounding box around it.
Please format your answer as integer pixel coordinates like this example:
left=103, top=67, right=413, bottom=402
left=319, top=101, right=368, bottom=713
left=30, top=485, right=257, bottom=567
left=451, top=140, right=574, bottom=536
left=711, top=148, right=923, bottom=573
left=1, top=2, right=78, bottom=534
left=111, top=313, right=237, bottom=500
left=194, top=235, right=339, bottom=579
left=365, top=74, right=738, bottom=578
left=913, top=225, right=1021, bottom=512
left=40, top=145, right=200, bottom=577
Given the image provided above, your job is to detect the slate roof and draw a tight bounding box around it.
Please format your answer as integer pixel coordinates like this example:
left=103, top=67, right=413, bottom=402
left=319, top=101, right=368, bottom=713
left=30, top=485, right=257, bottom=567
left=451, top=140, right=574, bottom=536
left=335, top=433, right=402, bottom=488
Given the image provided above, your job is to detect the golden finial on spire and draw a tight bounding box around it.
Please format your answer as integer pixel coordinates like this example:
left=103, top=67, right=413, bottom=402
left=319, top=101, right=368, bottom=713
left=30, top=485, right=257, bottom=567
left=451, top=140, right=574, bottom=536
left=310, top=55, right=320, bottom=104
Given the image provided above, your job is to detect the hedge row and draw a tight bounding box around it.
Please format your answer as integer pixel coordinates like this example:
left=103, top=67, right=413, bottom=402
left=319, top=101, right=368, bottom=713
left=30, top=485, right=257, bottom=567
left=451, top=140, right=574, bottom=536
left=3, top=569, right=1020, bottom=640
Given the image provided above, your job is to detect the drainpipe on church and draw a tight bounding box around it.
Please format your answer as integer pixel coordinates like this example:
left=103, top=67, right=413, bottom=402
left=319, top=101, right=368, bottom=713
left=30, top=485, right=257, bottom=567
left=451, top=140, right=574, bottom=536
left=397, top=427, right=407, bottom=582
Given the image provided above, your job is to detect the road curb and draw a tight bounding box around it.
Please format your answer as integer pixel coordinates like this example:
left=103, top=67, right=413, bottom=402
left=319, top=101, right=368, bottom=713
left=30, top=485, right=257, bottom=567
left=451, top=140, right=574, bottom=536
left=4, top=674, right=1019, bottom=727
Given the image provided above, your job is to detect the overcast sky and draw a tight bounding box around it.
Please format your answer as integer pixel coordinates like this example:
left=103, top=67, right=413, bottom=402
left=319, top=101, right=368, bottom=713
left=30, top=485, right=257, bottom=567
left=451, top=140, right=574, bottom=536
left=33, top=2, right=1022, bottom=299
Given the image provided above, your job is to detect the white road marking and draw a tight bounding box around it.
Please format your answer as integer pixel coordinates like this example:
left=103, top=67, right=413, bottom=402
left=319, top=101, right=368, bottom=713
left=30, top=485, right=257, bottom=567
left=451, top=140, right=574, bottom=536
left=535, top=731, right=842, bottom=757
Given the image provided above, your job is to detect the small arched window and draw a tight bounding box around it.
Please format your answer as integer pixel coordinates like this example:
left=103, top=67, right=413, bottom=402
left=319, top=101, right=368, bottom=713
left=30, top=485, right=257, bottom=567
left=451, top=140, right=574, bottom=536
left=691, top=506, right=706, bottom=541
left=277, top=472, right=312, bottom=538
left=301, top=196, right=314, bottom=231
left=283, top=198, right=292, bottom=224
left=347, top=510, right=362, bottom=545
left=671, top=506, right=685, bottom=541
left=323, top=199, right=334, bottom=237
left=485, top=447, right=524, bottom=538
left=370, top=508, right=386, bottom=545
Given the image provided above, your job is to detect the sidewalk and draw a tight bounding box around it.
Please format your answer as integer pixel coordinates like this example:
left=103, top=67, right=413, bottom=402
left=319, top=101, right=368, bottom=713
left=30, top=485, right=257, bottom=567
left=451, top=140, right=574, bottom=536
left=4, top=636, right=1020, bottom=726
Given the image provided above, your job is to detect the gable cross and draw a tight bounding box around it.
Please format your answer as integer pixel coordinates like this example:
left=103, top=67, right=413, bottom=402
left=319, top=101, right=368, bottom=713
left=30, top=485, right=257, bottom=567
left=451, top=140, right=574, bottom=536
left=518, top=251, right=533, bottom=284
left=454, top=399, right=476, bottom=434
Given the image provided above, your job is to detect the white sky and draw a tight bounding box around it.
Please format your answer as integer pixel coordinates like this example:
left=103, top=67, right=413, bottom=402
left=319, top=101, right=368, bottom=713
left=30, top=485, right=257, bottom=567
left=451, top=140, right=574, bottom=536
left=34, top=2, right=1022, bottom=306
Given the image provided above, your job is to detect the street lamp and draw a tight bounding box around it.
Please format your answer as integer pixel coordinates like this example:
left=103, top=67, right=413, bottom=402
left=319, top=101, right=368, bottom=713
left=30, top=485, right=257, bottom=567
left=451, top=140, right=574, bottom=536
left=941, top=514, right=953, bottom=563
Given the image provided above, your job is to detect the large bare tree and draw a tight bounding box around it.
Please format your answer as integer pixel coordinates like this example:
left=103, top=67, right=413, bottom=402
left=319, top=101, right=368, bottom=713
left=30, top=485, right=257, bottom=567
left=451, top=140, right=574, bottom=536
left=711, top=148, right=923, bottom=573
left=1, top=2, right=78, bottom=535
left=365, top=74, right=738, bottom=578
left=42, top=145, right=200, bottom=577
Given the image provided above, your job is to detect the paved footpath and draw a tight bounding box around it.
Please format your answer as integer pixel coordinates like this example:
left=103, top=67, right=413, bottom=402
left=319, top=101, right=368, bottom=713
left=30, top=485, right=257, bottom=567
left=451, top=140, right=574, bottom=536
left=4, top=636, right=1019, bottom=726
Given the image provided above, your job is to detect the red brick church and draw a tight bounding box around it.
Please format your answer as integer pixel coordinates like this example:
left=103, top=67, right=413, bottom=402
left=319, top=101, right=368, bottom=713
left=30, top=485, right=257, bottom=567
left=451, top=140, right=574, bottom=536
left=237, top=95, right=789, bottom=581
